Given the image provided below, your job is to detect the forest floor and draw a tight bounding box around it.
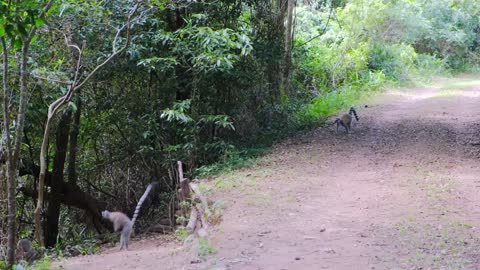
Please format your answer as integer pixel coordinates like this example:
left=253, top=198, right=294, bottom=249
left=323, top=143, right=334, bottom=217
left=56, top=75, right=480, bottom=270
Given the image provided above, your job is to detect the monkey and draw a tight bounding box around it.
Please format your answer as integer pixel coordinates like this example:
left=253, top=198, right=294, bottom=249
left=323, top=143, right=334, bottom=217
left=334, top=107, right=359, bottom=134
left=102, top=182, right=159, bottom=251
left=17, top=239, right=40, bottom=263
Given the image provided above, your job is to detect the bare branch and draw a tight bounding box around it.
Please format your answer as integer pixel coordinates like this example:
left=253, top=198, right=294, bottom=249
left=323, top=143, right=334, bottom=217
left=63, top=32, right=82, bottom=55
left=31, top=74, right=71, bottom=85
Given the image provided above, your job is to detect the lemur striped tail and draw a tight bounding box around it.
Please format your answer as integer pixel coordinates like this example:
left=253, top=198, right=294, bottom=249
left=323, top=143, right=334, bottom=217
left=349, top=107, right=359, bottom=121
left=131, top=182, right=159, bottom=226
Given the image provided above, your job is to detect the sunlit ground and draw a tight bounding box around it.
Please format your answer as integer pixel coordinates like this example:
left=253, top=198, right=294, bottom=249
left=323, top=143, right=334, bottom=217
left=388, top=79, right=480, bottom=100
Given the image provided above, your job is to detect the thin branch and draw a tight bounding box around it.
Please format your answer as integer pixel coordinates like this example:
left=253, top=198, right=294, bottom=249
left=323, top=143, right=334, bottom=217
left=63, top=32, right=82, bottom=55
left=31, top=74, right=71, bottom=85
left=83, top=178, right=116, bottom=199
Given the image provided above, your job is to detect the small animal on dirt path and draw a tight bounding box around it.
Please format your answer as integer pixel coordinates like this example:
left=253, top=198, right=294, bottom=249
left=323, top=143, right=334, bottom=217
left=334, top=107, right=359, bottom=134
left=102, top=182, right=158, bottom=251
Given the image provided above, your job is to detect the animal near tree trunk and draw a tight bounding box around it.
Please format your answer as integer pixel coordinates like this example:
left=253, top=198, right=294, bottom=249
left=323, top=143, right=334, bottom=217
left=33, top=1, right=141, bottom=246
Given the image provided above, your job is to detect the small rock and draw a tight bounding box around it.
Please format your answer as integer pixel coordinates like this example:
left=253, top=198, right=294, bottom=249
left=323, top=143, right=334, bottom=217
left=258, top=230, right=271, bottom=236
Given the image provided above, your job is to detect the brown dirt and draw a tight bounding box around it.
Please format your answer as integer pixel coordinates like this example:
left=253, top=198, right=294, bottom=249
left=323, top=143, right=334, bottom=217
left=56, top=76, right=480, bottom=270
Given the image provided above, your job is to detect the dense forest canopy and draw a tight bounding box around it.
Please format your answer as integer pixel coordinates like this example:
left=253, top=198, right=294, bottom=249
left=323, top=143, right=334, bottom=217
left=0, top=0, right=478, bottom=267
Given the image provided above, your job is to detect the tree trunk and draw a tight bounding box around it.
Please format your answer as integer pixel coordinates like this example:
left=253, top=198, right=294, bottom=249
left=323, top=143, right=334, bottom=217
left=68, top=96, right=82, bottom=184
left=3, top=34, right=33, bottom=268
left=283, top=0, right=295, bottom=92
left=1, top=36, right=16, bottom=270
left=34, top=109, right=55, bottom=246
left=45, top=111, right=72, bottom=247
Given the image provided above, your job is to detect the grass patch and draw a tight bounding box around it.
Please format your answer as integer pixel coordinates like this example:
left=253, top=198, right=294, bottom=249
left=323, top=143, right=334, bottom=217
left=175, top=228, right=189, bottom=242
left=197, top=238, right=216, bottom=257
left=394, top=219, right=480, bottom=269
left=195, top=147, right=269, bottom=178
left=301, top=81, right=382, bottom=125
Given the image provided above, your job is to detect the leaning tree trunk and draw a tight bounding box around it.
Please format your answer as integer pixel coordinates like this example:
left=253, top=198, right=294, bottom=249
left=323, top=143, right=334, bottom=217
left=45, top=112, right=71, bottom=247
left=34, top=103, right=57, bottom=246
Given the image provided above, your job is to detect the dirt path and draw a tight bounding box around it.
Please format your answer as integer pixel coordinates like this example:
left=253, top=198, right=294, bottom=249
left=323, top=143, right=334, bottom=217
left=57, top=76, right=480, bottom=270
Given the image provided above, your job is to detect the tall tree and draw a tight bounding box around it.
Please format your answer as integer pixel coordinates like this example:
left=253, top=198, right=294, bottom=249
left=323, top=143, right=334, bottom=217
left=0, top=0, right=54, bottom=266
left=284, top=0, right=295, bottom=90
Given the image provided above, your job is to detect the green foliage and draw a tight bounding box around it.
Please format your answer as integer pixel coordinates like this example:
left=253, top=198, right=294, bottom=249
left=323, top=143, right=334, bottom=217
left=197, top=238, right=216, bottom=257
left=195, top=147, right=262, bottom=177
left=29, top=257, right=51, bottom=270
left=417, top=0, right=480, bottom=69
left=301, top=72, right=384, bottom=125
left=368, top=43, right=418, bottom=81
left=12, top=257, right=52, bottom=270
left=0, top=0, right=45, bottom=47
left=146, top=19, right=253, bottom=73
left=160, top=99, right=236, bottom=167
left=175, top=229, right=189, bottom=242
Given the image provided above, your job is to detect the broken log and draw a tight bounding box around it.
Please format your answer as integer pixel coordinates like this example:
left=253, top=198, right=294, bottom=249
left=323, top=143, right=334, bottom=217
left=186, top=207, right=198, bottom=234
left=189, top=183, right=212, bottom=218
left=177, top=161, right=191, bottom=202
left=196, top=204, right=209, bottom=230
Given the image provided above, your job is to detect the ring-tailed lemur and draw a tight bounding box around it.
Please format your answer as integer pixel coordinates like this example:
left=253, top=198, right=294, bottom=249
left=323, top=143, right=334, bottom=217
left=334, top=107, right=359, bottom=134
left=102, top=182, right=159, bottom=250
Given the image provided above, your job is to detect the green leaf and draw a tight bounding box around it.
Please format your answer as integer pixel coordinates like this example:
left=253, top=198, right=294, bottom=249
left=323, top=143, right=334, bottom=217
left=13, top=38, right=21, bottom=49
left=35, top=18, right=44, bottom=28
left=0, top=25, right=4, bottom=37
left=16, top=23, right=27, bottom=37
